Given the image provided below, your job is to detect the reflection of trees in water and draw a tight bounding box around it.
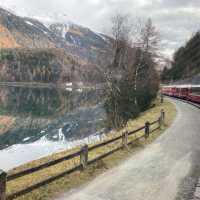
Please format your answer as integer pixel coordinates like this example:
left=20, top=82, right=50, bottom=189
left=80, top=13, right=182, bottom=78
left=0, top=87, right=105, bottom=149
left=2, top=87, right=62, bottom=117
left=0, top=87, right=104, bottom=117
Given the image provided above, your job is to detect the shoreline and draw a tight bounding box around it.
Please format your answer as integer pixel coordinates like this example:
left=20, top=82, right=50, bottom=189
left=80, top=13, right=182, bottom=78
left=0, top=82, right=105, bottom=90
left=0, top=82, right=58, bottom=89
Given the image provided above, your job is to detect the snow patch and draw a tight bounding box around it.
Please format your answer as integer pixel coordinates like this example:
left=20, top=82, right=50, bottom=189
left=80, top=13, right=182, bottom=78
left=0, top=132, right=106, bottom=171
left=25, top=20, right=34, bottom=26
left=66, top=88, right=73, bottom=92
left=43, top=30, right=48, bottom=35
left=58, top=128, right=65, bottom=142
left=66, top=82, right=73, bottom=87
left=40, top=130, right=46, bottom=134
left=76, top=88, right=83, bottom=93
left=23, top=137, right=30, bottom=142
left=96, top=32, right=107, bottom=42
left=70, top=35, right=77, bottom=45
left=62, top=24, right=70, bottom=38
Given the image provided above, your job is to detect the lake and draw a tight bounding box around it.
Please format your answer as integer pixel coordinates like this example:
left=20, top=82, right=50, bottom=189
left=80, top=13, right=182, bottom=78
left=0, top=86, right=107, bottom=171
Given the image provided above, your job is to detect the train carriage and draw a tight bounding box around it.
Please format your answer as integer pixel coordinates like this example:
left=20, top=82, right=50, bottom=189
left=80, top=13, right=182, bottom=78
left=187, top=85, right=200, bottom=104
left=161, top=85, right=200, bottom=104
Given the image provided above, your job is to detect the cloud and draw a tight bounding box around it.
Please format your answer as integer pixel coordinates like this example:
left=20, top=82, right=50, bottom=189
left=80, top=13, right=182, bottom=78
left=0, top=0, right=199, bottom=59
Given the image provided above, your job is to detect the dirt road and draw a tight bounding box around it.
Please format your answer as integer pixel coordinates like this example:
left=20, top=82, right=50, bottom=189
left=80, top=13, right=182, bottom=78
left=58, top=99, right=200, bottom=200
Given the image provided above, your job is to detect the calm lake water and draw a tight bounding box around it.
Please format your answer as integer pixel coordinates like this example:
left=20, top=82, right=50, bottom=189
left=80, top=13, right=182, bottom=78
left=0, top=86, right=107, bottom=171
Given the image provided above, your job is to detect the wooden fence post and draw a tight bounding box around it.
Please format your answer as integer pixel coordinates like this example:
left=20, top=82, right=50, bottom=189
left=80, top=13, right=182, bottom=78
left=161, top=109, right=165, bottom=124
left=158, top=116, right=162, bottom=129
left=161, top=93, right=164, bottom=103
left=80, top=145, right=88, bottom=170
left=122, top=131, right=128, bottom=149
left=145, top=122, right=150, bottom=139
left=161, top=109, right=165, bottom=127
left=0, top=170, right=6, bottom=200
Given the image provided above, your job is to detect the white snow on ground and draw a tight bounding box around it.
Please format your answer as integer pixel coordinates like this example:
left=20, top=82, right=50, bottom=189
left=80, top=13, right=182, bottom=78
left=70, top=35, right=78, bottom=45
left=76, top=88, right=83, bottom=93
left=61, top=24, right=70, bottom=38
left=66, top=82, right=73, bottom=87
left=58, top=128, right=66, bottom=142
left=96, top=32, right=110, bottom=43
left=43, top=31, right=48, bottom=35
left=66, top=88, right=73, bottom=92
left=25, top=20, right=34, bottom=26
left=95, top=32, right=105, bottom=41
left=22, top=137, right=30, bottom=142
left=0, top=132, right=106, bottom=172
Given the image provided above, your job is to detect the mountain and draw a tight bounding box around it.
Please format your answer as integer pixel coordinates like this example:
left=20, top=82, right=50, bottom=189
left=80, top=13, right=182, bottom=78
left=161, top=31, right=200, bottom=82
left=49, top=23, right=111, bottom=63
left=50, top=23, right=110, bottom=50
left=0, top=7, right=55, bottom=48
left=0, top=7, right=108, bottom=83
left=0, top=7, right=111, bottom=64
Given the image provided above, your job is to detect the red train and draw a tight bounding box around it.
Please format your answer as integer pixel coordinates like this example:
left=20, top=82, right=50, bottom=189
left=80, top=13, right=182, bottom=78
left=161, top=85, right=200, bottom=104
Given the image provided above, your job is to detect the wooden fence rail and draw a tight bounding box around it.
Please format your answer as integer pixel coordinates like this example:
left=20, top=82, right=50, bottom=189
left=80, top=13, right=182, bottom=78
left=7, top=150, right=82, bottom=182
left=0, top=110, right=165, bottom=200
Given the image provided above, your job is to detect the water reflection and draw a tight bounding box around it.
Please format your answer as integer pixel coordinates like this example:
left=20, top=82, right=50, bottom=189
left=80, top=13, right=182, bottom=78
left=0, top=86, right=106, bottom=150
left=0, top=87, right=62, bottom=117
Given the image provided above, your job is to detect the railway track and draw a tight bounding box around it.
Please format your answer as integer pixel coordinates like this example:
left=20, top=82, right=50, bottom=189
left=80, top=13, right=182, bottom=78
left=164, top=95, right=200, bottom=109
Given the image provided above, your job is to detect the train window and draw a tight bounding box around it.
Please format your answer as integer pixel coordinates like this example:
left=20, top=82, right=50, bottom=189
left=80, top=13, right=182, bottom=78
left=191, top=87, right=200, bottom=96
left=181, top=88, right=189, bottom=93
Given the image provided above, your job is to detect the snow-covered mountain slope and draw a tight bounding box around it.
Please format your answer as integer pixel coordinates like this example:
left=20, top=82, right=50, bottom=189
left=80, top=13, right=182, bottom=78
left=50, top=23, right=110, bottom=49
left=0, top=7, right=55, bottom=48
left=0, top=7, right=112, bottom=64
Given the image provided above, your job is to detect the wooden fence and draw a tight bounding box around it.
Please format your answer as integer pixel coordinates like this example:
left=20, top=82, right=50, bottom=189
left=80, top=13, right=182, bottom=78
left=0, top=110, right=165, bottom=200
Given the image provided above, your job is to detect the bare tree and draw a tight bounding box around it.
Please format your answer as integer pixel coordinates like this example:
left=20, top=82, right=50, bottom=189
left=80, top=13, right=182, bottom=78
left=110, top=14, right=132, bottom=73
left=133, top=18, right=160, bottom=104
left=96, top=13, right=133, bottom=95
left=96, top=14, right=159, bottom=129
left=104, top=13, right=141, bottom=129
left=141, top=19, right=160, bottom=55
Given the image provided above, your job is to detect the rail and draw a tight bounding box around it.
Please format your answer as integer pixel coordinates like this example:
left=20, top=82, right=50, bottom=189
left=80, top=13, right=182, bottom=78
left=165, top=95, right=200, bottom=109
left=0, top=110, right=165, bottom=200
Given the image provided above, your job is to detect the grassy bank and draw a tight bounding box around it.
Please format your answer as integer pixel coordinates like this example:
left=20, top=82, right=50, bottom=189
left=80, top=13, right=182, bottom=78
left=6, top=98, right=176, bottom=200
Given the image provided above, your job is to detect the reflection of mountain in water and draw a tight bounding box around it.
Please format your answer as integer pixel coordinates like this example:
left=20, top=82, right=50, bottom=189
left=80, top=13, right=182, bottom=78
left=0, top=86, right=107, bottom=150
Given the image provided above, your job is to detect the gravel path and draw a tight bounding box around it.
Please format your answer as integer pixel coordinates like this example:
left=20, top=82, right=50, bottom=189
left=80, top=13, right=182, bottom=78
left=57, top=99, right=200, bottom=200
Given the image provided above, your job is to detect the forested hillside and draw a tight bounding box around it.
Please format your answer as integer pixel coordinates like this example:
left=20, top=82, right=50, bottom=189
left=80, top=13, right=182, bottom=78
left=0, top=7, right=109, bottom=84
left=161, top=31, right=200, bottom=82
left=0, top=48, right=104, bottom=83
left=0, top=49, right=62, bottom=83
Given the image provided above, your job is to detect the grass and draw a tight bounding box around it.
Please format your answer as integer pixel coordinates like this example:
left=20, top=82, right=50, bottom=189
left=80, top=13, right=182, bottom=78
left=6, top=98, right=177, bottom=200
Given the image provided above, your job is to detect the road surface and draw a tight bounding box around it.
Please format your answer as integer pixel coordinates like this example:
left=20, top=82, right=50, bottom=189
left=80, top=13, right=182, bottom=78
left=57, top=98, right=200, bottom=200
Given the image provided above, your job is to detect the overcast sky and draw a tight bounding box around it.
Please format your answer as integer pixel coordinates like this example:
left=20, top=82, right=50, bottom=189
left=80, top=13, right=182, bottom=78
left=0, top=0, right=200, bottom=59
